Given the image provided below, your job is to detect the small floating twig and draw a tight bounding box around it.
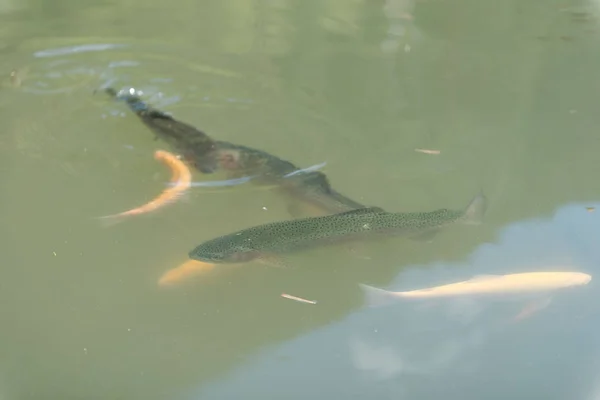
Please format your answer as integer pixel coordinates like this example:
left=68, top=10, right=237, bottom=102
left=281, top=293, right=317, bottom=305
left=415, top=148, right=441, bottom=155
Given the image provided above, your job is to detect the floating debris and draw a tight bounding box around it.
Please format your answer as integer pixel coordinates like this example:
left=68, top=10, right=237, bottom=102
left=281, top=293, right=317, bottom=305
left=586, top=207, right=595, bottom=213
left=9, top=70, right=21, bottom=87
left=415, top=148, right=441, bottom=155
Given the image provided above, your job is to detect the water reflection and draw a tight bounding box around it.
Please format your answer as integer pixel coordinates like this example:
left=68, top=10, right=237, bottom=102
left=0, top=0, right=599, bottom=399
left=188, top=201, right=599, bottom=399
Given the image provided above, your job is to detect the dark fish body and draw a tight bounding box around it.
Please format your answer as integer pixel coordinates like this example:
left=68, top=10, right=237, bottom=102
left=189, top=193, right=486, bottom=264
left=104, top=87, right=220, bottom=173
left=105, top=88, right=365, bottom=215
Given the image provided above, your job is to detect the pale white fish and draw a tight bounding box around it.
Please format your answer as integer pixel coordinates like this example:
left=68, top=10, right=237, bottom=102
left=360, top=271, right=592, bottom=308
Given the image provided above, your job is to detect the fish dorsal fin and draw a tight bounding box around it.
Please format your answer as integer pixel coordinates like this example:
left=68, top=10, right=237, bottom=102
left=335, top=207, right=386, bottom=216
left=467, top=274, right=502, bottom=283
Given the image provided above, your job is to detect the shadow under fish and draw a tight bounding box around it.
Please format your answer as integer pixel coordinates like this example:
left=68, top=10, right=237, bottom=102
left=104, top=87, right=366, bottom=217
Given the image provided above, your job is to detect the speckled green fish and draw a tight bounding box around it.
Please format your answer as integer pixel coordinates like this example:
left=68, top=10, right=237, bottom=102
left=188, top=192, right=487, bottom=265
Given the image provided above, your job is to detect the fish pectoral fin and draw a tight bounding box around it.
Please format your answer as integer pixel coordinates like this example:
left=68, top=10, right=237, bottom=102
left=256, top=254, right=291, bottom=269
left=286, top=201, right=327, bottom=218
left=409, top=229, right=439, bottom=242
left=286, top=202, right=307, bottom=218
left=462, top=190, right=487, bottom=225
left=513, top=297, right=553, bottom=322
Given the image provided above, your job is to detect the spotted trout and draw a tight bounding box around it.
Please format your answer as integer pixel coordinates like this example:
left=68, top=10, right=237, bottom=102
left=104, top=87, right=366, bottom=216
left=188, top=192, right=486, bottom=265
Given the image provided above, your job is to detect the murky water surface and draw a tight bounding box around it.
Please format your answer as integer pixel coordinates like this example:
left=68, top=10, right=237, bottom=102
left=1, top=0, right=600, bottom=399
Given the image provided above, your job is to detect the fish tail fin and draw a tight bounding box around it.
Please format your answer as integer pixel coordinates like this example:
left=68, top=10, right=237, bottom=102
left=359, top=284, right=403, bottom=308
left=462, top=190, right=487, bottom=225
left=96, top=214, right=126, bottom=228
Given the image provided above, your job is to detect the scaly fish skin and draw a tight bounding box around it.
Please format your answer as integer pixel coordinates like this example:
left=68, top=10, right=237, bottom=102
left=105, top=87, right=366, bottom=215
left=105, top=87, right=219, bottom=173
left=189, top=193, right=486, bottom=264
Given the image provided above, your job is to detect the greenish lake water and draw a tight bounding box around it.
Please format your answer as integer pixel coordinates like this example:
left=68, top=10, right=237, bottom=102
left=1, top=0, right=600, bottom=399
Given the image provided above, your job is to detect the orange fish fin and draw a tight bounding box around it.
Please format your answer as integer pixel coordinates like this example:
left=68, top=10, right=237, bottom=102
left=158, top=259, right=215, bottom=287
left=359, top=284, right=401, bottom=308
left=513, top=297, right=553, bottom=322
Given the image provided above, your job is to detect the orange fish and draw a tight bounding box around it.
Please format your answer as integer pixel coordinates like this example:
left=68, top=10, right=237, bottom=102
left=158, top=259, right=215, bottom=286
left=100, top=150, right=191, bottom=225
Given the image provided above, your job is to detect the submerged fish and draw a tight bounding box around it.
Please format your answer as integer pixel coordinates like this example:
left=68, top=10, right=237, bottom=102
left=188, top=193, right=486, bottom=265
left=99, top=149, right=191, bottom=225
left=158, top=259, right=215, bottom=286
left=104, top=87, right=219, bottom=173
left=104, top=87, right=366, bottom=217
left=359, top=271, right=592, bottom=307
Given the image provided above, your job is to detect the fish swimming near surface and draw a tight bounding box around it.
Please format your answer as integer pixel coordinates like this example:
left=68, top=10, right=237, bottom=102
left=359, top=271, right=592, bottom=308
left=104, top=88, right=219, bottom=174
left=104, top=87, right=366, bottom=217
left=188, top=192, right=486, bottom=266
left=158, top=259, right=215, bottom=287
left=99, top=149, right=191, bottom=225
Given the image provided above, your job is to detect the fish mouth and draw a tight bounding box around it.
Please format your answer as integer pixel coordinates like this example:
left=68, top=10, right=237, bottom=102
left=571, top=272, right=592, bottom=285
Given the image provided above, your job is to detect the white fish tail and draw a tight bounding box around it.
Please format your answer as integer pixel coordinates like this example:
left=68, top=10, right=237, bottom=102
left=359, top=284, right=403, bottom=308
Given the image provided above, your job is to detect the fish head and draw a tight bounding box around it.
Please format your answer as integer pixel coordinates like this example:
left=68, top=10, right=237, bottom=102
left=569, top=272, right=592, bottom=286
left=189, top=238, right=259, bottom=264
